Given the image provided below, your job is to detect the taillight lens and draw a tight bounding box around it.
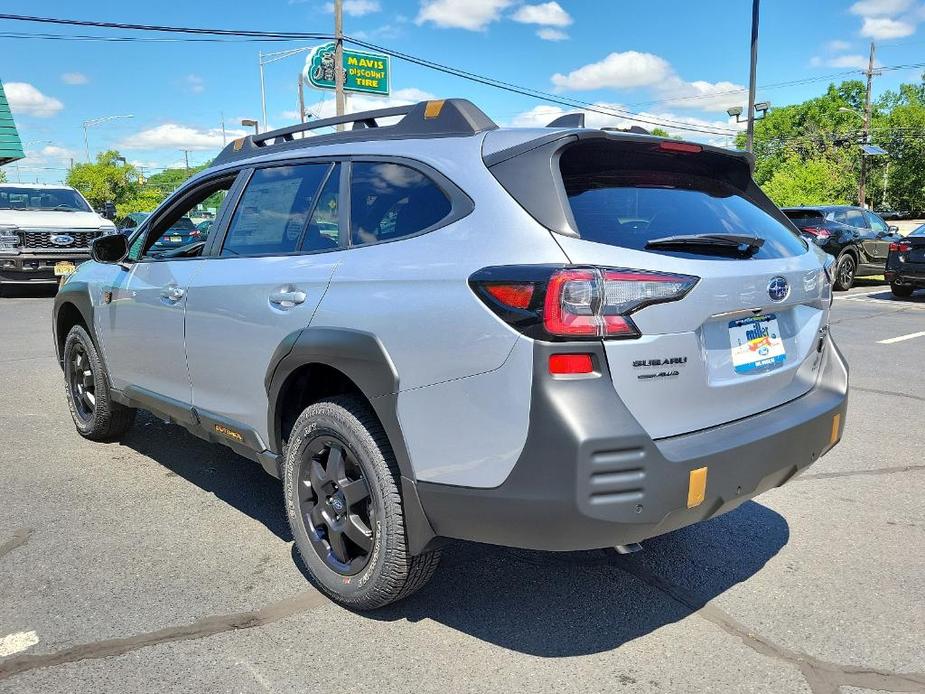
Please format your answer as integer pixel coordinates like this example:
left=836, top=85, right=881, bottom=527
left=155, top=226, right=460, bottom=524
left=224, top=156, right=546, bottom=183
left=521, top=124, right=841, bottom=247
left=471, top=265, right=698, bottom=341
left=889, top=241, right=911, bottom=253
left=548, top=353, right=594, bottom=374
left=802, top=226, right=831, bottom=240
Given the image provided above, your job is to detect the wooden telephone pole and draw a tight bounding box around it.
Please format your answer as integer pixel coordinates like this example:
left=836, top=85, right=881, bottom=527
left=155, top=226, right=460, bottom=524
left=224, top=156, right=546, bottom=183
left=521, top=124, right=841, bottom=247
left=859, top=41, right=876, bottom=208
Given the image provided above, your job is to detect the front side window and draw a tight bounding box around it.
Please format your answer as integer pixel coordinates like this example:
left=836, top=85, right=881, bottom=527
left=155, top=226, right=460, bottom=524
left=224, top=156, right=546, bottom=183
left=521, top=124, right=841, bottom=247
left=865, top=211, right=889, bottom=233
left=349, top=162, right=451, bottom=246
left=222, top=164, right=330, bottom=257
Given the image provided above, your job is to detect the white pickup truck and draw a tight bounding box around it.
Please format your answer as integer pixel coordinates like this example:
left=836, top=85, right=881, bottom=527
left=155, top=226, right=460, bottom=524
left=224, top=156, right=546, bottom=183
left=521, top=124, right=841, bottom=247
left=0, top=183, right=117, bottom=293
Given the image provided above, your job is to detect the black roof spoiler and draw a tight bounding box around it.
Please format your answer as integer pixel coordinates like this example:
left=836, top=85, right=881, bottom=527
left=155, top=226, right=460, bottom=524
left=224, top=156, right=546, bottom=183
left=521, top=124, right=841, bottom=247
left=213, top=98, right=498, bottom=166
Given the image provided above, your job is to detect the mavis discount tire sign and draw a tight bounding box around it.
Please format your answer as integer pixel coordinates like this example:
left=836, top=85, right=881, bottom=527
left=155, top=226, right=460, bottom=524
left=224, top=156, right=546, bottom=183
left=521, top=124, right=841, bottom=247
left=302, top=42, right=390, bottom=96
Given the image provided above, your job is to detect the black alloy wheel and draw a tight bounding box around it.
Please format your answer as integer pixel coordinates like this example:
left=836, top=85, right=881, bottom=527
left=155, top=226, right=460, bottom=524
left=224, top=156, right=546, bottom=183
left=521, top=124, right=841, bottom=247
left=66, top=340, right=96, bottom=424
left=297, top=435, right=375, bottom=575
left=835, top=254, right=856, bottom=291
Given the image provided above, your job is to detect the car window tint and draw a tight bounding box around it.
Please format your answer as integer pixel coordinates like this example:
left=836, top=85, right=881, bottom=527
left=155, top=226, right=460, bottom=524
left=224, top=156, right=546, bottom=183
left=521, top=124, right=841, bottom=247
left=302, top=164, right=342, bottom=253
left=832, top=210, right=847, bottom=224
left=846, top=209, right=868, bottom=228
left=222, top=164, right=329, bottom=257
left=864, top=211, right=889, bottom=232
left=349, top=162, right=451, bottom=246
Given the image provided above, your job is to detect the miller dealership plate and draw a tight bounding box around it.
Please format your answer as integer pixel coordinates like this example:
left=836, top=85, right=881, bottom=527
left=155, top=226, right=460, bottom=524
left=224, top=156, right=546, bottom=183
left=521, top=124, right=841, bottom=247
left=729, top=314, right=786, bottom=374
left=53, top=261, right=76, bottom=277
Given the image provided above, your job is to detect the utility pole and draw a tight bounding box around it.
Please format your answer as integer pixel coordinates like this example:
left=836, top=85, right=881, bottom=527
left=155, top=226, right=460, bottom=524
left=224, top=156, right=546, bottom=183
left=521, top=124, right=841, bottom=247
left=745, top=0, right=760, bottom=153
left=258, top=50, right=268, bottom=132
left=334, top=0, right=346, bottom=131
left=859, top=41, right=876, bottom=209
left=221, top=112, right=227, bottom=146
left=298, top=75, right=307, bottom=124
left=180, top=149, right=191, bottom=173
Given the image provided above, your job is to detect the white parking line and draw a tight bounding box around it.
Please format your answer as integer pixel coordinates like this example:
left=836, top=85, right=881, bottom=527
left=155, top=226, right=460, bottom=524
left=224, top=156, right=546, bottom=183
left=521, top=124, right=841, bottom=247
left=878, top=331, right=925, bottom=344
left=0, top=630, right=39, bottom=657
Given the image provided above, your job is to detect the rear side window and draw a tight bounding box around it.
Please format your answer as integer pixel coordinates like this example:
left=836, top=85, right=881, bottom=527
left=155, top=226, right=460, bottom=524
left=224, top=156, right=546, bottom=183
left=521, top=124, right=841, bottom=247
left=846, top=209, right=868, bottom=228
left=349, top=162, right=451, bottom=246
left=222, top=163, right=330, bottom=256
left=782, top=209, right=825, bottom=226
left=561, top=169, right=807, bottom=260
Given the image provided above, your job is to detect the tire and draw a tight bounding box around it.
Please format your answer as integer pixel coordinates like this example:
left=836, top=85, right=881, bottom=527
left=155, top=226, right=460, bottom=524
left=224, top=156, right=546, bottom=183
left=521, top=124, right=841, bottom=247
left=63, top=324, right=136, bottom=441
left=891, top=282, right=914, bottom=298
left=283, top=396, right=441, bottom=610
left=833, top=252, right=856, bottom=291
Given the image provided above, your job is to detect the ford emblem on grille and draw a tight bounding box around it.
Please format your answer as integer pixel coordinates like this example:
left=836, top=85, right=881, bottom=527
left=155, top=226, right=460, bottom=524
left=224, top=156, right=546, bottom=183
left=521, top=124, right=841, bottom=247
left=49, top=234, right=75, bottom=246
left=767, top=276, right=790, bottom=302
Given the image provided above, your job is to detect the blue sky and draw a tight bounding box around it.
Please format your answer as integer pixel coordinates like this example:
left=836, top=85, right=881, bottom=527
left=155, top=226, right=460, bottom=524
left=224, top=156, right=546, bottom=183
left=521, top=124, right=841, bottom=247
left=3, top=0, right=925, bottom=183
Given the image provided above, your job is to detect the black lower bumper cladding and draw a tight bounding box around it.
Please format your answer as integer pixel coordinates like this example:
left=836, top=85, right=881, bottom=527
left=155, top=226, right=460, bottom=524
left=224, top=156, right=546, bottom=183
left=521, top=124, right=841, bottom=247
left=417, top=338, right=848, bottom=551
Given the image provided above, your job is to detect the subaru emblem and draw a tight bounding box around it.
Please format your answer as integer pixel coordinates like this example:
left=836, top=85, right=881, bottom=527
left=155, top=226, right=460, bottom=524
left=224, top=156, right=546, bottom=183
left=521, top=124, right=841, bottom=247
left=767, top=276, right=790, bottom=302
left=50, top=234, right=75, bottom=247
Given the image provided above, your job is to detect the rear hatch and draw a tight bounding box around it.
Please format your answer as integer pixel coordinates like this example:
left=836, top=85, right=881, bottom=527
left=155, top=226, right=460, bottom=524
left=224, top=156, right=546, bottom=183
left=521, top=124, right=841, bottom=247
left=895, top=232, right=925, bottom=272
left=552, top=138, right=831, bottom=439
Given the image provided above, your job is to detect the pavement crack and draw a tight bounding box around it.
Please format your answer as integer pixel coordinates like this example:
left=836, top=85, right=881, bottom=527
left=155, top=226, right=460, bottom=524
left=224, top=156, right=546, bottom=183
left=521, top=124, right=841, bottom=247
left=616, top=561, right=925, bottom=694
left=0, top=528, right=33, bottom=560
left=795, top=464, right=925, bottom=482
left=0, top=590, right=328, bottom=681
left=851, top=385, right=925, bottom=403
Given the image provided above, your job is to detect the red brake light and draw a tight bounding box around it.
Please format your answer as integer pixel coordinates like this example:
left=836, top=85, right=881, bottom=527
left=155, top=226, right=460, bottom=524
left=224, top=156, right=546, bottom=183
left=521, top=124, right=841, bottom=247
left=889, top=241, right=911, bottom=253
left=658, top=141, right=703, bottom=154
left=544, top=269, right=599, bottom=336
left=802, top=226, right=831, bottom=239
left=485, top=283, right=534, bottom=309
left=548, top=353, right=594, bottom=374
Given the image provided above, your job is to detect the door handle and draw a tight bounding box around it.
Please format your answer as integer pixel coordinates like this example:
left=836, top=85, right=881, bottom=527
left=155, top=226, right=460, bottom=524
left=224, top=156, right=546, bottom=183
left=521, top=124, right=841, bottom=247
left=269, top=289, right=307, bottom=308
left=161, top=285, right=185, bottom=302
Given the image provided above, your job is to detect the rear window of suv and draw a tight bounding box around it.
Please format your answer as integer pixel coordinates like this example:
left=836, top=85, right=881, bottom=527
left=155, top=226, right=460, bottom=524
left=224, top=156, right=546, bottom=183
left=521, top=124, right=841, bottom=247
left=559, top=144, right=807, bottom=260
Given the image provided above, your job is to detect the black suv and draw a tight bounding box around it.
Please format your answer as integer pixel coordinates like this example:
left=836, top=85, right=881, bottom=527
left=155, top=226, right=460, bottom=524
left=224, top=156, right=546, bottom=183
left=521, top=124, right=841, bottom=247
left=782, top=206, right=902, bottom=290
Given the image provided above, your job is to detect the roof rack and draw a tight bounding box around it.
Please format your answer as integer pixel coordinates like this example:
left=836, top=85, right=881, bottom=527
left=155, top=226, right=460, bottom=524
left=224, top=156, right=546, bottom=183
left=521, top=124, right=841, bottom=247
left=213, top=98, right=498, bottom=166
left=602, top=125, right=651, bottom=135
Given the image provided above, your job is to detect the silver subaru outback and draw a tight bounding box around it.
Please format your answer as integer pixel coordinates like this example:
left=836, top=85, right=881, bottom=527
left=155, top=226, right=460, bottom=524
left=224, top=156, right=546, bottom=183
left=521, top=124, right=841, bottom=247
left=53, top=99, right=848, bottom=609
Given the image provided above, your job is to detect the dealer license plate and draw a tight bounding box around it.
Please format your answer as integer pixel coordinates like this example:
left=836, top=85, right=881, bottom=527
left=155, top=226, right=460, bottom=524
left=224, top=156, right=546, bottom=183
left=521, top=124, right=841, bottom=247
left=729, top=314, right=786, bottom=374
left=54, top=261, right=76, bottom=277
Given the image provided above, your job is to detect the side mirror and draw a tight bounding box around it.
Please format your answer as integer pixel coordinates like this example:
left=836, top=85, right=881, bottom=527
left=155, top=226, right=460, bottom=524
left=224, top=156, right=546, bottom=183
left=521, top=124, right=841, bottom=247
left=100, top=202, right=117, bottom=221
left=876, top=230, right=888, bottom=238
left=91, top=233, right=129, bottom=264
left=889, top=225, right=900, bottom=233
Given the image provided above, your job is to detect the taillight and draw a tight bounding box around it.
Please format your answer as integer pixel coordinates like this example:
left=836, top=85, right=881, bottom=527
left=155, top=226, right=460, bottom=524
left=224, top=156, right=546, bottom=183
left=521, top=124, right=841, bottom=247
left=189, top=229, right=202, bottom=238
left=470, top=265, right=698, bottom=341
left=889, top=241, right=911, bottom=253
left=802, top=226, right=831, bottom=240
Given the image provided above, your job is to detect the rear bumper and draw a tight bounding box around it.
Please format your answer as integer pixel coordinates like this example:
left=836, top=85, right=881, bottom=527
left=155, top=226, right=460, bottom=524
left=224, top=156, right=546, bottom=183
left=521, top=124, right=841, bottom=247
left=885, top=267, right=925, bottom=287
left=0, top=255, right=89, bottom=283
left=417, top=336, right=848, bottom=551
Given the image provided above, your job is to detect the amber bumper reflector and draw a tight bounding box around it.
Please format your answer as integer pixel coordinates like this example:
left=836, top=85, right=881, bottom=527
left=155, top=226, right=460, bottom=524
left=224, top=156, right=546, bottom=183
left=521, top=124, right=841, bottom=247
left=687, top=467, right=708, bottom=508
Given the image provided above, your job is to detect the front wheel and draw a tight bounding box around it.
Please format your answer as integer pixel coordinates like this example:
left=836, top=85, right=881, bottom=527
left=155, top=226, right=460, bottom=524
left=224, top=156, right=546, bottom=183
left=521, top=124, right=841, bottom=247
left=833, top=253, right=856, bottom=291
left=284, top=396, right=441, bottom=610
left=891, top=282, right=914, bottom=298
left=63, top=325, right=136, bottom=440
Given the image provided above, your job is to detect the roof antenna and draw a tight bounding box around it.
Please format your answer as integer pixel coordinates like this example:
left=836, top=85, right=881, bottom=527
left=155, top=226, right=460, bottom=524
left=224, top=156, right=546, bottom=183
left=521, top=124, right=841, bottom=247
left=546, top=113, right=585, bottom=128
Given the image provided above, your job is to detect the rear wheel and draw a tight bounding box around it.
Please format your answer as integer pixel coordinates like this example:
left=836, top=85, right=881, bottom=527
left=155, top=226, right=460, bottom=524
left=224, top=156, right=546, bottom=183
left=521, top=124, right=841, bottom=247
left=833, top=252, right=856, bottom=291
left=891, top=282, right=914, bottom=298
left=284, top=396, right=441, bottom=610
left=63, top=325, right=136, bottom=440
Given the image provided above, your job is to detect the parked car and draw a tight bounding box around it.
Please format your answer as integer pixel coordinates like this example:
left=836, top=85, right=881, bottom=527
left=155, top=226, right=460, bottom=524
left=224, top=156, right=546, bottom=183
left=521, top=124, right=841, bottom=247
left=874, top=207, right=910, bottom=221
left=885, top=224, right=925, bottom=298
left=148, top=216, right=206, bottom=252
left=53, top=99, right=848, bottom=609
left=195, top=219, right=213, bottom=237
left=0, top=183, right=117, bottom=293
left=781, top=205, right=903, bottom=290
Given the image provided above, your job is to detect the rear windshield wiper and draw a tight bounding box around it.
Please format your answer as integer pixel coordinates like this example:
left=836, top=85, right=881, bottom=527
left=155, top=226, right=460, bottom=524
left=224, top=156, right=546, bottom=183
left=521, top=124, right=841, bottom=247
left=646, top=233, right=765, bottom=254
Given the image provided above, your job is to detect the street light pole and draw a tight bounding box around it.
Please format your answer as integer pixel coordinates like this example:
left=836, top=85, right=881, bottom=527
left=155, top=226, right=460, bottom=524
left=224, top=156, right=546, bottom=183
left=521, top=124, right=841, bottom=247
left=258, top=51, right=268, bottom=132
left=334, top=0, right=346, bottom=131
left=745, top=0, right=760, bottom=154
left=81, top=114, right=134, bottom=162
left=859, top=41, right=876, bottom=209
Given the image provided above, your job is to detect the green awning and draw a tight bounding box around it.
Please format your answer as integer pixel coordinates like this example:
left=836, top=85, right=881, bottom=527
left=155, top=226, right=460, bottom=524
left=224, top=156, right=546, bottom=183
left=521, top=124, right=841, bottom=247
left=0, top=80, right=25, bottom=166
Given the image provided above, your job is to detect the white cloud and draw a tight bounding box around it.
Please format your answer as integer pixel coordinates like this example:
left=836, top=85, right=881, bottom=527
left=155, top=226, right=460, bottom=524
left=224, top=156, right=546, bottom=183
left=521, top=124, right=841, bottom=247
left=119, top=124, right=247, bottom=151
left=511, top=2, right=572, bottom=27
left=849, top=0, right=913, bottom=16
left=824, top=54, right=871, bottom=69
left=550, top=52, right=744, bottom=112
left=60, top=72, right=89, bottom=85
left=860, top=15, right=916, bottom=37
left=4, top=82, right=63, bottom=117
left=38, top=145, right=75, bottom=159
left=537, top=27, right=569, bottom=41
left=508, top=102, right=742, bottom=145
left=323, top=0, right=381, bottom=16
left=416, top=0, right=513, bottom=30
left=304, top=87, right=437, bottom=125
left=826, top=39, right=852, bottom=52
left=185, top=74, right=205, bottom=94
left=552, top=51, right=673, bottom=90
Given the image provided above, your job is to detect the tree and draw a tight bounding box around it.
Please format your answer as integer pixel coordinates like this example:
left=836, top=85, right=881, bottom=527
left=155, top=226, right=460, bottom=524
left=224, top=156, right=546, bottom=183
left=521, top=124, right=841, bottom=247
left=650, top=127, right=670, bottom=138
left=66, top=150, right=139, bottom=211
left=0, top=168, right=7, bottom=183
left=761, top=156, right=854, bottom=207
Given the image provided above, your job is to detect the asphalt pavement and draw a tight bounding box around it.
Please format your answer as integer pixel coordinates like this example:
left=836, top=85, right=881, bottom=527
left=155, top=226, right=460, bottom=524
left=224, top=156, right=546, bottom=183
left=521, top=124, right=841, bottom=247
left=0, top=283, right=923, bottom=694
